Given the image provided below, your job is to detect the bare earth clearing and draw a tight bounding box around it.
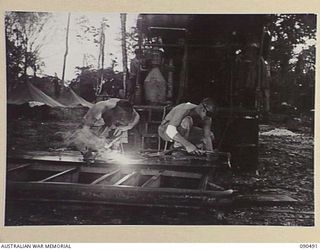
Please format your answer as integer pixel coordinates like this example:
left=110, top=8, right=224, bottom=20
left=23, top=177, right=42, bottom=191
left=6, top=118, right=314, bottom=226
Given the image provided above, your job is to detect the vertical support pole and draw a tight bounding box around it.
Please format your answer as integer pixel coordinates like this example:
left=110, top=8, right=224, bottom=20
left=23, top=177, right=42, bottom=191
left=255, top=26, right=266, bottom=112
left=167, top=58, right=174, bottom=101
left=137, top=15, right=143, bottom=51
left=177, top=42, right=188, bottom=104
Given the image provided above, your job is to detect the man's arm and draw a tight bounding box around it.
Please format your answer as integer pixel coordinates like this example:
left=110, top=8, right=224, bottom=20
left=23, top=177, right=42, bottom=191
left=166, top=126, right=202, bottom=155
left=202, top=116, right=214, bottom=151
left=113, top=109, right=140, bottom=136
left=127, top=109, right=140, bottom=129
left=165, top=109, right=202, bottom=155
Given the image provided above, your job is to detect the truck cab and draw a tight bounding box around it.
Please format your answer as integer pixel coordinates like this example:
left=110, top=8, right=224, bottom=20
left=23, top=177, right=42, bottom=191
left=133, top=14, right=272, bottom=171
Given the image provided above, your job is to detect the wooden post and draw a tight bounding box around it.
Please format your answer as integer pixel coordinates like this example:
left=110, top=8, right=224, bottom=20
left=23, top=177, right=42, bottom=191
left=167, top=58, right=174, bottom=101
left=177, top=42, right=188, bottom=104
left=255, top=26, right=266, bottom=111
left=61, top=13, right=71, bottom=88
left=133, top=15, right=144, bottom=104
left=137, top=15, right=143, bottom=51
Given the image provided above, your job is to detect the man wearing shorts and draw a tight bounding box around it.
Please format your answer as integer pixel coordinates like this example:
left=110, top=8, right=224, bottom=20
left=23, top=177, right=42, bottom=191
left=158, top=98, right=216, bottom=155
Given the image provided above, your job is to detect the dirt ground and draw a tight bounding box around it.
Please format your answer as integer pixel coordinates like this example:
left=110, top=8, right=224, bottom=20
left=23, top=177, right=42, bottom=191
left=5, top=115, right=314, bottom=226
left=226, top=124, right=314, bottom=226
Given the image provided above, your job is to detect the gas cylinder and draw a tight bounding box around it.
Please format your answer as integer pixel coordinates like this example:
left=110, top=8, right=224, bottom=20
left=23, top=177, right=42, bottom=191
left=144, top=67, right=167, bottom=104
left=144, top=49, right=167, bottom=104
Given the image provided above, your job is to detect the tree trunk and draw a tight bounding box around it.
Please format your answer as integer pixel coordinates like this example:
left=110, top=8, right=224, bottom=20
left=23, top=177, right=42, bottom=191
left=61, top=13, right=71, bottom=88
left=280, top=54, right=291, bottom=104
left=120, top=13, right=128, bottom=97
left=23, top=37, right=28, bottom=84
left=33, top=64, right=37, bottom=77
left=96, top=22, right=106, bottom=97
left=100, top=24, right=105, bottom=94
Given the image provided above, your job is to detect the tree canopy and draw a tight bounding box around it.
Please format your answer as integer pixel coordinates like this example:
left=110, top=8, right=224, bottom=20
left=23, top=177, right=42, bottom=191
left=5, top=12, right=316, bottom=112
left=268, top=14, right=316, bottom=112
left=5, top=11, right=52, bottom=88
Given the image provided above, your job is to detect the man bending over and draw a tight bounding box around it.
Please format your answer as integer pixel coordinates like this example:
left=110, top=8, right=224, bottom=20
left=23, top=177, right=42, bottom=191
left=158, top=98, right=216, bottom=155
left=69, top=98, right=140, bottom=160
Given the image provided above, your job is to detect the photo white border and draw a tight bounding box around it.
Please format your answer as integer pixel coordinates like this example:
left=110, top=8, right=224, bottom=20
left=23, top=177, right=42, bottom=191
left=0, top=0, right=319, bottom=242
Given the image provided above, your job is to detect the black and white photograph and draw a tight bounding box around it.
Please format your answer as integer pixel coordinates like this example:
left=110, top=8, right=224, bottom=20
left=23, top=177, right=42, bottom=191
left=5, top=12, right=316, bottom=227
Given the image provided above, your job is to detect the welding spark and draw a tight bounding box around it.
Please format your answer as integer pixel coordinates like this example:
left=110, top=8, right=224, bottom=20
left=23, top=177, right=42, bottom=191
left=98, top=149, right=135, bottom=165
left=109, top=151, right=133, bottom=165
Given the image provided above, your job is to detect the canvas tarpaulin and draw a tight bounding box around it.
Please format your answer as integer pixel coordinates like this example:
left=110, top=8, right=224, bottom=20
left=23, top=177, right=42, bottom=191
left=55, top=87, right=93, bottom=108
left=7, top=83, right=65, bottom=107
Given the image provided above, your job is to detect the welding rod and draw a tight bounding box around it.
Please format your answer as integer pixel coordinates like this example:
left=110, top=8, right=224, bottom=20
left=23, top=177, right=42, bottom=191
left=104, top=133, right=123, bottom=150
